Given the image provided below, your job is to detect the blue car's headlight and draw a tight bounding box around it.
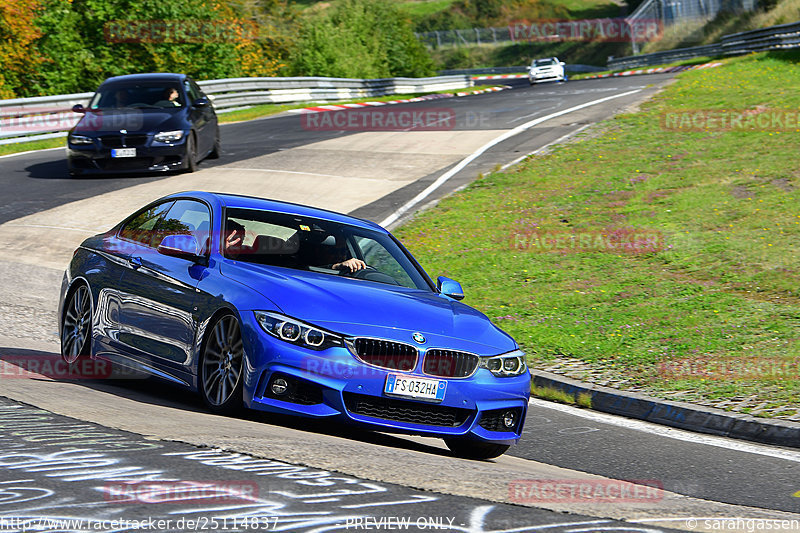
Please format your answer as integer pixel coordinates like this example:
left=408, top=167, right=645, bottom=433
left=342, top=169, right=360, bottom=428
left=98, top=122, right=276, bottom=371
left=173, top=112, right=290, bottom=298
left=154, top=130, right=184, bottom=143
left=479, top=349, right=528, bottom=377
left=254, top=311, right=344, bottom=351
left=69, top=133, right=94, bottom=145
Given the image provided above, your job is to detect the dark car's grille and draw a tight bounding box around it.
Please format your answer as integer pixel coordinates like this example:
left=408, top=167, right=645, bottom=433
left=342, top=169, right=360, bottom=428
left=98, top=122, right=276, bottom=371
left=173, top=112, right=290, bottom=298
left=352, top=338, right=417, bottom=371
left=423, top=349, right=480, bottom=378
left=344, top=393, right=471, bottom=427
left=478, top=407, right=523, bottom=432
left=100, top=134, right=148, bottom=148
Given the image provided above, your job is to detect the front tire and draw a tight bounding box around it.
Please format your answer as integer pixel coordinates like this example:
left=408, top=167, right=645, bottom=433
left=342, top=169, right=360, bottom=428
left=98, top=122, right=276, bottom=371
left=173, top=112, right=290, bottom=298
left=61, top=284, right=91, bottom=364
left=200, top=313, right=244, bottom=414
left=444, top=438, right=510, bottom=460
left=208, top=129, right=221, bottom=159
left=185, top=134, right=198, bottom=173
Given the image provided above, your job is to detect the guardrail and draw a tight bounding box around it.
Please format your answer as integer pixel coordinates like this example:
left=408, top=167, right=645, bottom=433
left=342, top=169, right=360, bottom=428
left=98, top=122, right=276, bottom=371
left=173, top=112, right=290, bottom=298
left=438, top=64, right=606, bottom=76
left=609, top=20, right=800, bottom=69
left=0, top=75, right=472, bottom=146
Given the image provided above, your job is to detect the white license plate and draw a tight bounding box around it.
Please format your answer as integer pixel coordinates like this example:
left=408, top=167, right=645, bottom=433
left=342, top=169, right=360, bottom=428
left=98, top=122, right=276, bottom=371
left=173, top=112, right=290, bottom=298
left=111, top=148, right=136, bottom=158
left=384, top=374, right=446, bottom=402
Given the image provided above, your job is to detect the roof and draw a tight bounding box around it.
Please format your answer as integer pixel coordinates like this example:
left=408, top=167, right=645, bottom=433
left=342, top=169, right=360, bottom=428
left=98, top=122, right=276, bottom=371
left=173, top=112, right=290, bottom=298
left=164, top=191, right=386, bottom=233
left=100, top=73, right=187, bottom=86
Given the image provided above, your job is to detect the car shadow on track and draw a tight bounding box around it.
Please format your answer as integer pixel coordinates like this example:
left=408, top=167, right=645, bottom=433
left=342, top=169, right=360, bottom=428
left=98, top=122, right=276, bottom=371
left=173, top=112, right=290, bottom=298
left=23, top=159, right=184, bottom=180
left=0, top=346, right=456, bottom=459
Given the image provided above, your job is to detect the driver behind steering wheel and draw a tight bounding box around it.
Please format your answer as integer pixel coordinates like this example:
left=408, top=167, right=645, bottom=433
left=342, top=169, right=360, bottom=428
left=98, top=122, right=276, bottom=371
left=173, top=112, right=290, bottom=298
left=312, top=233, right=366, bottom=273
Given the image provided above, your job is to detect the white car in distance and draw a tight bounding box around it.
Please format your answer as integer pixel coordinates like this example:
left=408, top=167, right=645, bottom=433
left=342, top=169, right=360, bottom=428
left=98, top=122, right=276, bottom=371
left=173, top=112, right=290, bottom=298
left=528, top=57, right=568, bottom=85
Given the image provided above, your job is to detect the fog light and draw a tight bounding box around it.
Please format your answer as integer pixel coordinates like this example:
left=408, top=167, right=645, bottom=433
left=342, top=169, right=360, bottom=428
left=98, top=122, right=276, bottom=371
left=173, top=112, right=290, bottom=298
left=271, top=378, right=289, bottom=396
left=502, top=411, right=517, bottom=429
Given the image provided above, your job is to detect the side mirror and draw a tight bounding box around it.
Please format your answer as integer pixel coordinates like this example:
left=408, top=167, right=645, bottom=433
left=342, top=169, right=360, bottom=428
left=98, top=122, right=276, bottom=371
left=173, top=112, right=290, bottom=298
left=560, top=61, right=566, bottom=66
left=72, top=104, right=86, bottom=114
left=526, top=66, right=532, bottom=71
left=437, top=276, right=465, bottom=301
left=157, top=234, right=201, bottom=262
left=192, top=97, right=210, bottom=108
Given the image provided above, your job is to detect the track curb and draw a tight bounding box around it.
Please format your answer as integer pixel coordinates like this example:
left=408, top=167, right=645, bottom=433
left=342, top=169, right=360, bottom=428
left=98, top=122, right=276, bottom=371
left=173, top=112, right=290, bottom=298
left=532, top=370, right=800, bottom=448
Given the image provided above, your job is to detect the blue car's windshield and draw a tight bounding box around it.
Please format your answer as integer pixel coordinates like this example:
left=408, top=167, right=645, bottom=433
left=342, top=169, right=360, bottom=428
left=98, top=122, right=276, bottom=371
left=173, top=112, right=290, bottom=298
left=90, top=83, right=184, bottom=109
left=223, top=208, right=432, bottom=291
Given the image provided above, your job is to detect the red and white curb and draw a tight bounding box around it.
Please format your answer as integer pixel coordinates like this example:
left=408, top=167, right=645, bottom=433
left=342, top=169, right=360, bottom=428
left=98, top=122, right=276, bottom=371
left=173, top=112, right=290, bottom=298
left=289, top=86, right=512, bottom=114
left=584, top=62, right=723, bottom=79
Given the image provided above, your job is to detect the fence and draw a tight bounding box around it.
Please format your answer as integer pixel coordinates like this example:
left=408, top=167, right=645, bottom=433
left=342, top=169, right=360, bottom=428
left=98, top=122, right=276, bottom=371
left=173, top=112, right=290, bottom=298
left=0, top=75, right=472, bottom=146
left=626, top=0, right=757, bottom=53
left=609, top=20, right=800, bottom=69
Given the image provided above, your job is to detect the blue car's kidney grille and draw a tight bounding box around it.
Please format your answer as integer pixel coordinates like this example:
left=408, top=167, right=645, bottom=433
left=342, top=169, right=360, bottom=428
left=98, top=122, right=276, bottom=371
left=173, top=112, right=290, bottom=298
left=100, top=134, right=148, bottom=148
left=423, top=349, right=480, bottom=378
left=352, top=338, right=417, bottom=371
left=343, top=393, right=471, bottom=427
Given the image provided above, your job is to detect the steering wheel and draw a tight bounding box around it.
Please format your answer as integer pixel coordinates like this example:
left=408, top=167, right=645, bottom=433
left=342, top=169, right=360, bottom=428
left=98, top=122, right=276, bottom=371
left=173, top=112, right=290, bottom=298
left=347, top=265, right=377, bottom=279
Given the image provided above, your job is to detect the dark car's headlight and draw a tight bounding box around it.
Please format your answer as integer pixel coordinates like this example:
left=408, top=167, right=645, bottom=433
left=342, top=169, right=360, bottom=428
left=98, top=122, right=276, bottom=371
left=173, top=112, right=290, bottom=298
left=69, top=133, right=93, bottom=145
left=479, top=349, right=528, bottom=377
left=254, top=311, right=344, bottom=351
left=154, top=130, right=184, bottom=143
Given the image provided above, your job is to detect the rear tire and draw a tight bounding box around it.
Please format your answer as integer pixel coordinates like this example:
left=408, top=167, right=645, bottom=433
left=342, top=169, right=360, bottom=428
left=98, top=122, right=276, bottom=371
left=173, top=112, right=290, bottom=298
left=444, top=438, right=510, bottom=460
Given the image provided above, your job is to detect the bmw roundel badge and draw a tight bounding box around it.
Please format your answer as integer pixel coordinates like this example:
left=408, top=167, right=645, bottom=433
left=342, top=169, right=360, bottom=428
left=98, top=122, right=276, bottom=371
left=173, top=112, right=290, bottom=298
left=412, top=332, right=426, bottom=344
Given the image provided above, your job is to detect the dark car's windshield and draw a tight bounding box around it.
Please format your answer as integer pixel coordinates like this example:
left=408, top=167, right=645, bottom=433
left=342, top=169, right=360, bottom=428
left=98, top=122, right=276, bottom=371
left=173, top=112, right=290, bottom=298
left=89, top=83, right=184, bottom=109
left=223, top=208, right=432, bottom=291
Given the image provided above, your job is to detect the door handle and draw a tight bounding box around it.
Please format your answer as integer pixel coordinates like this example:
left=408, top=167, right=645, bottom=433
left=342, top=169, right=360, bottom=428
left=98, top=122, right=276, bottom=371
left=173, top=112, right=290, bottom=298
left=128, top=256, right=143, bottom=269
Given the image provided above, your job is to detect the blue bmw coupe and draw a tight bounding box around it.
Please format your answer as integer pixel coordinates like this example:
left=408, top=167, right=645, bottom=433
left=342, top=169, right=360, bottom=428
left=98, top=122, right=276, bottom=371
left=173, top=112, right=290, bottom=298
left=58, top=192, right=530, bottom=459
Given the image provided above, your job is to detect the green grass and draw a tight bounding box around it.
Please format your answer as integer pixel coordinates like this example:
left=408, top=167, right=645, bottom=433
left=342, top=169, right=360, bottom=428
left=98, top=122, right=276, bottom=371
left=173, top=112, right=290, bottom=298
left=394, top=51, right=800, bottom=410
left=531, top=385, right=594, bottom=407
left=396, top=0, right=460, bottom=18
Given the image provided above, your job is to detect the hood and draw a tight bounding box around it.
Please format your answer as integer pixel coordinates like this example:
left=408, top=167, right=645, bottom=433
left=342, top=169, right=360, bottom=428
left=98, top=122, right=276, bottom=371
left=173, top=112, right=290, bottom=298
left=72, top=109, right=185, bottom=135
left=221, top=261, right=516, bottom=355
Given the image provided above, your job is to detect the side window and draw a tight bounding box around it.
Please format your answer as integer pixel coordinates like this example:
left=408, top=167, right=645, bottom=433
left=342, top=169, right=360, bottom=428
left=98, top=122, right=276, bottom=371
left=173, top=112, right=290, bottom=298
left=355, top=236, right=415, bottom=288
left=184, top=80, right=201, bottom=103
left=153, top=200, right=211, bottom=252
left=119, top=201, right=174, bottom=246
left=190, top=80, right=205, bottom=99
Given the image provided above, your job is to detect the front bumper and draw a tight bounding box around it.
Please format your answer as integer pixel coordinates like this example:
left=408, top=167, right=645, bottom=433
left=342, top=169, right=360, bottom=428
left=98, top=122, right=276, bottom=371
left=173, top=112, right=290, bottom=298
left=67, top=138, right=188, bottom=175
left=530, top=70, right=565, bottom=83
left=239, top=314, right=531, bottom=445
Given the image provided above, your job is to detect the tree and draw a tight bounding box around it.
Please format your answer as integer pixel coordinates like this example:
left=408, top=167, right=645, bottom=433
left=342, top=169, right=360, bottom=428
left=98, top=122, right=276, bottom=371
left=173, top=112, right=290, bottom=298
left=290, top=0, right=434, bottom=79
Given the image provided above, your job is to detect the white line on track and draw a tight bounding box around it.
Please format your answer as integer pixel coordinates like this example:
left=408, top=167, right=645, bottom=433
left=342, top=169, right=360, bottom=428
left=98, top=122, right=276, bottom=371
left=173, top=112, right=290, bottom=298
left=378, top=89, right=642, bottom=228
left=499, top=124, right=591, bottom=171
left=529, top=398, right=800, bottom=463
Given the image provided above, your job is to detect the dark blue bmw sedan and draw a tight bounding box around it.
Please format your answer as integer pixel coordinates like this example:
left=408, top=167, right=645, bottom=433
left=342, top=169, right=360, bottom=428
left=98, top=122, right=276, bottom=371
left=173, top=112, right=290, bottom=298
left=67, top=73, right=220, bottom=176
left=58, top=192, right=530, bottom=459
